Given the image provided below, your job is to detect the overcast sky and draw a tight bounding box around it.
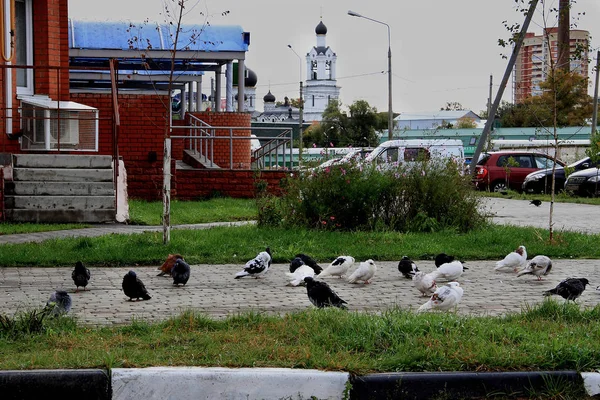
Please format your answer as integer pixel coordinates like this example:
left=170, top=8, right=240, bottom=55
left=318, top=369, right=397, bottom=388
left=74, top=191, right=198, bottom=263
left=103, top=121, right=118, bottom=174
left=69, top=0, right=599, bottom=115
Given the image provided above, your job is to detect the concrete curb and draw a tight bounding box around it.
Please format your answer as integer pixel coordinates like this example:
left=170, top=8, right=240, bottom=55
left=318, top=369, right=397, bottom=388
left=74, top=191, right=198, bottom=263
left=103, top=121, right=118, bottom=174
left=0, top=369, right=110, bottom=400
left=1, top=368, right=599, bottom=399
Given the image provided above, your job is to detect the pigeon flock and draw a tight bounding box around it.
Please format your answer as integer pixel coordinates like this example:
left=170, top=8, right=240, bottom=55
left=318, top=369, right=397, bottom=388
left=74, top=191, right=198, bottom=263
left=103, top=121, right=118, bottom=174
left=42, top=243, right=594, bottom=318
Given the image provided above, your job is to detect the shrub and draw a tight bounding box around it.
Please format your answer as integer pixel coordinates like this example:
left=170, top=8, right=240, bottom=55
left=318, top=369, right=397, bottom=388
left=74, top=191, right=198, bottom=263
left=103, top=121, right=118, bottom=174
left=257, top=158, right=486, bottom=233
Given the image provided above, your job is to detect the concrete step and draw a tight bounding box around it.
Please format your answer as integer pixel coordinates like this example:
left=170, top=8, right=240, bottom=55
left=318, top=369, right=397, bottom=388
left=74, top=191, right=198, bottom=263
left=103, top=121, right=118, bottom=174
left=7, top=181, right=114, bottom=196
left=13, top=154, right=113, bottom=169
left=5, top=195, right=115, bottom=210
left=5, top=209, right=116, bottom=223
left=13, top=168, right=113, bottom=182
left=182, top=149, right=221, bottom=169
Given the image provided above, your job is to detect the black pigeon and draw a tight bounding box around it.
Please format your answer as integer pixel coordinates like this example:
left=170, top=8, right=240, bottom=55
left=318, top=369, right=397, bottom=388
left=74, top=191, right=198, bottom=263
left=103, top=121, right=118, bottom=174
left=397, top=256, right=419, bottom=279
left=294, top=253, right=323, bottom=274
left=289, top=257, right=305, bottom=273
left=544, top=278, right=589, bottom=301
left=303, top=276, right=347, bottom=309
left=171, top=259, right=191, bottom=286
left=530, top=200, right=542, bottom=207
left=435, top=253, right=468, bottom=270
left=46, top=290, right=72, bottom=315
left=122, top=270, right=152, bottom=301
left=71, top=261, right=91, bottom=292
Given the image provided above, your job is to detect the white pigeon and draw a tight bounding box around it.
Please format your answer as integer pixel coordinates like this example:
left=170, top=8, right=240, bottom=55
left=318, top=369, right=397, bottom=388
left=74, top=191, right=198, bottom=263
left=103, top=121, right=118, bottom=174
left=516, top=255, right=552, bottom=281
left=495, top=245, right=527, bottom=272
left=317, top=256, right=355, bottom=279
left=418, top=282, right=464, bottom=312
left=285, top=264, right=315, bottom=286
left=412, top=271, right=437, bottom=296
left=234, top=247, right=272, bottom=279
left=428, top=260, right=464, bottom=282
left=347, top=259, right=377, bottom=284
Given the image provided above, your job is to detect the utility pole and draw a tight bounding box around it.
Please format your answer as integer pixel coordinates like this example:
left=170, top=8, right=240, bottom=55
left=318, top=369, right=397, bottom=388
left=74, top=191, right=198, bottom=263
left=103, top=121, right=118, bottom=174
left=299, top=81, right=304, bottom=164
left=487, top=75, right=493, bottom=121
left=470, top=0, right=539, bottom=175
left=592, top=50, right=600, bottom=134
left=557, top=0, right=570, bottom=72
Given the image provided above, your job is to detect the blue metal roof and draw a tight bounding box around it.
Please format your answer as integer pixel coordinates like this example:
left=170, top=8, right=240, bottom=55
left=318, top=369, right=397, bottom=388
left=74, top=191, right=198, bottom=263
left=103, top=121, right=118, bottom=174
left=69, top=19, right=249, bottom=52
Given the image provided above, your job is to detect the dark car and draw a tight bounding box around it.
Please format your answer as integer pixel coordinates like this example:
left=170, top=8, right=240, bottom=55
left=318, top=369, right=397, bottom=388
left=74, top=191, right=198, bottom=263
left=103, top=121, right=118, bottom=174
left=522, top=155, right=599, bottom=194
left=564, top=167, right=600, bottom=197
left=473, top=151, right=565, bottom=192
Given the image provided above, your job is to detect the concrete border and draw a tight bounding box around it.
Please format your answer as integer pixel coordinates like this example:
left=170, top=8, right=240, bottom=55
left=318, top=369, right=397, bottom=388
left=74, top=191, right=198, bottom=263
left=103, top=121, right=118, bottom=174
left=0, top=369, right=110, bottom=400
left=111, top=367, right=350, bottom=400
left=349, top=371, right=583, bottom=400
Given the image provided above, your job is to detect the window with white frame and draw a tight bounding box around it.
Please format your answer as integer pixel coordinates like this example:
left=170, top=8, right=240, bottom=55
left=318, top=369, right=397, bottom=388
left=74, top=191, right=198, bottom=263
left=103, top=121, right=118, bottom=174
left=15, top=0, right=33, bottom=95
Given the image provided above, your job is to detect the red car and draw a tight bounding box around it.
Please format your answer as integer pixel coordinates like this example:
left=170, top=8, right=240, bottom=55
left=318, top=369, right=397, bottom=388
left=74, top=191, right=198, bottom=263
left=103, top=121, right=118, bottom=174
left=473, top=151, right=565, bottom=192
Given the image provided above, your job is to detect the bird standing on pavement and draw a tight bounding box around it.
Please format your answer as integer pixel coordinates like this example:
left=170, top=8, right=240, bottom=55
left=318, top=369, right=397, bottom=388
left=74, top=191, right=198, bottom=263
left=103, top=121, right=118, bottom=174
left=157, top=254, right=184, bottom=277
left=303, top=277, right=347, bottom=309
left=413, top=271, right=437, bottom=296
left=234, top=247, right=272, bottom=279
left=544, top=278, right=589, bottom=301
left=434, top=253, right=455, bottom=268
left=122, top=270, right=152, bottom=301
left=398, top=256, right=419, bottom=279
left=72, top=261, right=91, bottom=292
left=516, top=255, right=552, bottom=281
left=530, top=200, right=542, bottom=207
left=171, top=258, right=191, bottom=286
left=293, top=253, right=323, bottom=274
left=429, top=260, right=464, bottom=282
left=318, top=256, right=355, bottom=279
left=46, top=290, right=72, bottom=315
left=495, top=245, right=527, bottom=272
left=285, top=263, right=315, bottom=287
left=347, top=259, right=377, bottom=284
left=418, top=282, right=463, bottom=312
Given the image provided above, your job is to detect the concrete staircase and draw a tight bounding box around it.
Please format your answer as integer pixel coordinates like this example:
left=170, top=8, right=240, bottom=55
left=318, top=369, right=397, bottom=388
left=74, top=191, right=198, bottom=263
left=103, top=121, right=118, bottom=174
left=181, top=149, right=221, bottom=169
left=4, top=154, right=116, bottom=223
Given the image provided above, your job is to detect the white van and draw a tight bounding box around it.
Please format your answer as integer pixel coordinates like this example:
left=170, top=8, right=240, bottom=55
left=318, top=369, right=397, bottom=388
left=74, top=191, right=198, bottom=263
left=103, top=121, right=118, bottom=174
left=364, top=139, right=464, bottom=168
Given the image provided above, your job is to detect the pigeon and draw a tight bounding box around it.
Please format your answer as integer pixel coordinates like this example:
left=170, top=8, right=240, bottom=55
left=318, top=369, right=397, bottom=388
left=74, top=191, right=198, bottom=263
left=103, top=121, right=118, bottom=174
left=429, top=260, right=464, bottom=282
left=516, top=255, right=552, bottom=281
left=434, top=253, right=455, bottom=268
left=71, top=261, right=91, bottom=292
left=544, top=278, right=589, bottom=301
left=303, top=276, right=347, bottom=309
left=412, top=271, right=437, bottom=296
left=171, top=258, right=191, bottom=286
left=157, top=254, right=184, bottom=277
left=289, top=257, right=305, bottom=273
left=122, top=270, right=152, bottom=301
left=418, top=282, right=464, bottom=312
left=347, top=259, right=377, bottom=284
left=495, top=245, right=527, bottom=272
left=398, top=256, right=419, bottom=279
left=318, top=256, right=355, bottom=279
left=235, top=247, right=272, bottom=279
left=530, top=199, right=542, bottom=207
left=285, top=264, right=315, bottom=286
left=293, top=253, right=323, bottom=274
left=46, top=290, right=72, bottom=316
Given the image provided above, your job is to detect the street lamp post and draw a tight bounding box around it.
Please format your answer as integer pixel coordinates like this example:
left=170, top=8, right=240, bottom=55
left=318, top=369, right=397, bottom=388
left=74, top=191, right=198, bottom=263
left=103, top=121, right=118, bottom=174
left=348, top=10, right=393, bottom=141
left=288, top=44, right=304, bottom=166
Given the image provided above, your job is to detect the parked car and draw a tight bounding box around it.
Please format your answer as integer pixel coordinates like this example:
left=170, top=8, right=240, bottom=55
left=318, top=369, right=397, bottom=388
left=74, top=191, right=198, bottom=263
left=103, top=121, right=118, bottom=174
left=522, top=155, right=600, bottom=194
left=564, top=167, right=600, bottom=197
left=473, top=151, right=565, bottom=192
left=313, top=148, right=373, bottom=170
left=363, top=139, right=464, bottom=170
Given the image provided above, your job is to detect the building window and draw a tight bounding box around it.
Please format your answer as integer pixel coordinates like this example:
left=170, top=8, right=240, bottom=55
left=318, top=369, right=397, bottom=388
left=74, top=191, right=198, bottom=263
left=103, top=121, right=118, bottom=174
left=15, top=0, right=33, bottom=95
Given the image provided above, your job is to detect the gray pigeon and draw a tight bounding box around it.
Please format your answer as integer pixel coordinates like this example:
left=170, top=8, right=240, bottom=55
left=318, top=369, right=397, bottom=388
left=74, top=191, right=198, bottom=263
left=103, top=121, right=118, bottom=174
left=544, top=278, right=589, bottom=301
left=304, top=276, right=347, bottom=309
left=122, top=270, right=152, bottom=301
left=72, top=261, right=91, bottom=292
left=171, top=259, right=191, bottom=286
left=46, top=290, right=72, bottom=316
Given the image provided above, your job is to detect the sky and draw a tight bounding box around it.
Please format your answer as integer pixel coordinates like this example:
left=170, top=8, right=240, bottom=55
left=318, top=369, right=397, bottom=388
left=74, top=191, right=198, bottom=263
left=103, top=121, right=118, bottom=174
left=69, top=0, right=600, bottom=115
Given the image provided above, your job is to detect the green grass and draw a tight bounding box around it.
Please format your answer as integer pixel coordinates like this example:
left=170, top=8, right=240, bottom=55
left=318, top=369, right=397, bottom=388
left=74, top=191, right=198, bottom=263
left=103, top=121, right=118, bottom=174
left=0, top=224, right=598, bottom=267
left=481, top=190, right=600, bottom=205
left=0, top=300, right=599, bottom=377
left=0, top=222, right=91, bottom=235
left=127, top=198, right=257, bottom=225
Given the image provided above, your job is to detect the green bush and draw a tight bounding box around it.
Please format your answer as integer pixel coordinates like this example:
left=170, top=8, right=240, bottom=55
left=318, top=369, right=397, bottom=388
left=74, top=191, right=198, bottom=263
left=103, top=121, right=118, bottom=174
left=257, top=158, right=486, bottom=233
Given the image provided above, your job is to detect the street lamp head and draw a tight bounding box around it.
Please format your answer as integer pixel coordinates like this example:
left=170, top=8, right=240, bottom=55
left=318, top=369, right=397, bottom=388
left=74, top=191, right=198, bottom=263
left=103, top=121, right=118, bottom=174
left=347, top=10, right=363, bottom=18
left=287, top=44, right=292, bottom=49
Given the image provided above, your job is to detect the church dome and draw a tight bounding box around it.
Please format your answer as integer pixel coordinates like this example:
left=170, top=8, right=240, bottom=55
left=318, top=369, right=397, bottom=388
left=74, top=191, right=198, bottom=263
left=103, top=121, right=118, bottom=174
left=245, top=68, right=258, bottom=87
left=263, top=90, right=275, bottom=103
left=315, top=21, right=327, bottom=35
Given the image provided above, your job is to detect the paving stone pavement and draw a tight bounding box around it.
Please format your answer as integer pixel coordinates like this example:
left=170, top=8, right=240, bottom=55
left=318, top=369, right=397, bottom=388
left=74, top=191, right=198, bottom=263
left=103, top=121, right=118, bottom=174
left=1, top=260, right=599, bottom=326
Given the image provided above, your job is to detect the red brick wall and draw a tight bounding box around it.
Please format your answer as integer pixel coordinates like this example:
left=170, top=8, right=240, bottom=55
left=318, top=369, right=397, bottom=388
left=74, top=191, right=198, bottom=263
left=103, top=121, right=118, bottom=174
left=174, top=169, right=288, bottom=199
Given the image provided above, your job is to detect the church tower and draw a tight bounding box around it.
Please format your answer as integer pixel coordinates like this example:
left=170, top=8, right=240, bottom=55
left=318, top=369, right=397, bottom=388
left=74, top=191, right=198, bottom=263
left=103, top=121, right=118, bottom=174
left=303, top=20, right=341, bottom=122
